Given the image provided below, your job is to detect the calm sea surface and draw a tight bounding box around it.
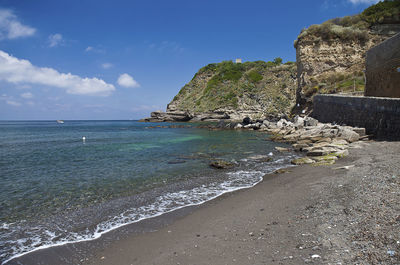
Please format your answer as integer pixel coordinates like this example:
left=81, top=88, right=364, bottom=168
left=0, top=120, right=295, bottom=263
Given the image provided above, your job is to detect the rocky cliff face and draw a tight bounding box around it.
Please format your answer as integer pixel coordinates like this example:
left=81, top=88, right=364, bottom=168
left=143, top=60, right=297, bottom=122
left=294, top=0, right=400, bottom=112
left=295, top=24, right=399, bottom=112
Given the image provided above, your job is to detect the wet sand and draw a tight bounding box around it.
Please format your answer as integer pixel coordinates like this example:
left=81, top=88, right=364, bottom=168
left=10, top=141, right=400, bottom=265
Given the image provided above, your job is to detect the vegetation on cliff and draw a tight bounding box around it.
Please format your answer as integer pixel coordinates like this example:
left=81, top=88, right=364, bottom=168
left=168, top=59, right=296, bottom=117
left=294, top=0, right=400, bottom=48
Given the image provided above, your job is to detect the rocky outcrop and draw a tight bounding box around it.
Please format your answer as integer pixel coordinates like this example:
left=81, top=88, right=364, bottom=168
left=142, top=60, right=297, bottom=122
left=140, top=110, right=193, bottom=122
left=233, top=115, right=368, bottom=166
left=294, top=1, right=400, bottom=112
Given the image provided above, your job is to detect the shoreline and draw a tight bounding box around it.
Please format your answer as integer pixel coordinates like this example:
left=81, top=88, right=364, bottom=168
left=8, top=140, right=400, bottom=264
left=5, top=158, right=294, bottom=265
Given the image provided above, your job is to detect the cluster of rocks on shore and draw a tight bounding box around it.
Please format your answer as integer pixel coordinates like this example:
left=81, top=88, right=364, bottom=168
left=232, top=116, right=368, bottom=166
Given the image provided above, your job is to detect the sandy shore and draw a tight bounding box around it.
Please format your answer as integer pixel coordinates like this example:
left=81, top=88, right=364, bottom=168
left=10, top=141, right=400, bottom=265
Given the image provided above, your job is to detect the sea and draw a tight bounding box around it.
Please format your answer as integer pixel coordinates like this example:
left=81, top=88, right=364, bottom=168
left=0, top=120, right=296, bottom=264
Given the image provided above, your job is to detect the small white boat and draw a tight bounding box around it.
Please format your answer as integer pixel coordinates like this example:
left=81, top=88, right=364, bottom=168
left=56, top=120, right=64, bottom=124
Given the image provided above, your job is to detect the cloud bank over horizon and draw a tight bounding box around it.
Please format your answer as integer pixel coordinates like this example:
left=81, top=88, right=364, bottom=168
left=0, top=50, right=116, bottom=96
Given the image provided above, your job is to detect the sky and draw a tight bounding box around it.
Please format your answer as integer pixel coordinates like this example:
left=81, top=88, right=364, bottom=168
left=0, top=0, right=379, bottom=120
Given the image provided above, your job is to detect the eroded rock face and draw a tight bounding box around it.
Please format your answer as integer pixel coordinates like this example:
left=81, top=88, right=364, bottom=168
left=295, top=24, right=400, bottom=111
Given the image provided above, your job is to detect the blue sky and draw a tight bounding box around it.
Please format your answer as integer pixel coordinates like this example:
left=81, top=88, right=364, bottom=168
left=0, top=0, right=378, bottom=120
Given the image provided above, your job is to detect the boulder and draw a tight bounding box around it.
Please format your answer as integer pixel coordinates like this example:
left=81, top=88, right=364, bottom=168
left=338, top=128, right=360, bottom=143
left=310, top=155, right=338, bottom=162
left=242, top=117, right=252, bottom=125
left=352, top=127, right=366, bottom=137
left=331, top=139, right=348, bottom=145
left=293, top=115, right=305, bottom=127
left=209, top=160, right=235, bottom=169
left=304, top=117, right=319, bottom=127
left=292, top=143, right=310, bottom=152
left=248, top=155, right=273, bottom=162
left=263, top=120, right=271, bottom=127
left=275, top=146, right=291, bottom=152
left=234, top=123, right=243, bottom=129
left=306, top=146, right=338, bottom=156
left=291, top=157, right=315, bottom=165
left=331, top=149, right=349, bottom=158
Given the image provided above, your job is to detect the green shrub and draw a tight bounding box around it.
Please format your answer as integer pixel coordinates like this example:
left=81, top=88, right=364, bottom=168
left=199, top=63, right=218, bottom=74
left=296, top=1, right=399, bottom=44
left=273, top=57, right=283, bottom=65
left=246, top=70, right=263, bottom=83
left=361, top=0, right=400, bottom=24
left=217, top=61, right=244, bottom=81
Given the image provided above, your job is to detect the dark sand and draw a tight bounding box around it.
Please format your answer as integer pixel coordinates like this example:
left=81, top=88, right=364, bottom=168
left=10, top=141, right=400, bottom=265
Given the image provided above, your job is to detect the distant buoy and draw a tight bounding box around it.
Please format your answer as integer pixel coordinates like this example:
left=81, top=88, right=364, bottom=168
left=82, top=136, right=86, bottom=142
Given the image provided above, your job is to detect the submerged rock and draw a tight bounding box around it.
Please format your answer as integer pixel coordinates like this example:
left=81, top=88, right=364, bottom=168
left=209, top=160, right=235, bottom=169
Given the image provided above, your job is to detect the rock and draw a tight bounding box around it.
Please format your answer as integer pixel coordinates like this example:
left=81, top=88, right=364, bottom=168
left=291, top=157, right=315, bottom=165
left=306, top=147, right=336, bottom=156
left=243, top=117, right=252, bottom=125
left=248, top=155, right=273, bottom=162
left=310, top=155, right=338, bottom=162
left=352, top=127, right=366, bottom=137
left=263, top=120, right=271, bottom=127
left=331, top=149, right=349, bottom=158
left=331, top=139, right=348, bottom=145
left=275, top=146, right=291, bottom=152
left=297, top=139, right=313, bottom=145
left=277, top=118, right=291, bottom=128
left=339, top=128, right=360, bottom=143
left=292, top=143, right=310, bottom=152
left=304, top=117, right=319, bottom=127
left=209, top=160, right=234, bottom=169
left=293, top=115, right=305, bottom=126
left=234, top=123, right=243, bottom=129
left=315, top=137, right=332, bottom=144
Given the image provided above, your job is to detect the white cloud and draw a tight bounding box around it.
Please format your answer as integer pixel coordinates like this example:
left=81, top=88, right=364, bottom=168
left=0, top=50, right=115, bottom=96
left=6, top=100, right=21, bottom=106
left=48, top=33, right=63, bottom=47
left=0, top=9, right=36, bottom=40
left=117, top=73, right=140, bottom=88
left=348, top=0, right=379, bottom=4
left=85, top=46, right=105, bottom=53
left=21, top=92, right=33, bottom=98
left=101, top=63, right=113, bottom=69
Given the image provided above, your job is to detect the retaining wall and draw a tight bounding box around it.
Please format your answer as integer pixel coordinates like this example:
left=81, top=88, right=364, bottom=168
left=365, top=33, right=400, bottom=98
left=313, top=94, right=400, bottom=139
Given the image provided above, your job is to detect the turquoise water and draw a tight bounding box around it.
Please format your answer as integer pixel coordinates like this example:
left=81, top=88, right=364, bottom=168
left=0, top=120, right=295, bottom=263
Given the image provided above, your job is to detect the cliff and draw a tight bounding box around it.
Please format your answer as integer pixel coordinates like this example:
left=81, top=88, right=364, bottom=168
left=294, top=0, right=400, bottom=113
left=143, top=60, right=297, bottom=122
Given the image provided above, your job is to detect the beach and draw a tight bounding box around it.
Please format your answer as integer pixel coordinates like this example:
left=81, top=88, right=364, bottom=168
left=11, top=140, right=400, bottom=265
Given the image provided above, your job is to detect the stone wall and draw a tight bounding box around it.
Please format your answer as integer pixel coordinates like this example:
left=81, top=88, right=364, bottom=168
left=365, top=33, right=400, bottom=98
left=313, top=94, right=400, bottom=139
